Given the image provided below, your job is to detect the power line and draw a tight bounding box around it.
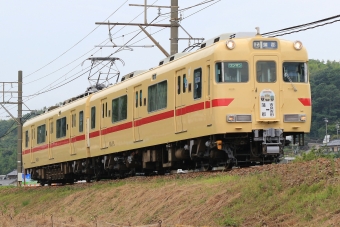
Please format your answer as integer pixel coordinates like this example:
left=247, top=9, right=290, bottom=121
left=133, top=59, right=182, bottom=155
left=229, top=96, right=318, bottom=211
left=262, top=14, right=340, bottom=37
left=159, top=0, right=217, bottom=16
left=24, top=0, right=129, bottom=79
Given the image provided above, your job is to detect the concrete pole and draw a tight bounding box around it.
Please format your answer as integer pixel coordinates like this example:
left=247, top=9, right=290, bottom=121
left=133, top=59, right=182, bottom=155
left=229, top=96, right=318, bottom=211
left=170, top=0, right=178, bottom=55
left=17, top=71, right=22, bottom=186
left=144, top=0, right=147, bottom=24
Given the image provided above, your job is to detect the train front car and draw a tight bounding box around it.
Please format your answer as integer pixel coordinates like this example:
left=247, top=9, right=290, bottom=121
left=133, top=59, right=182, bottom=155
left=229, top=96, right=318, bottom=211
left=212, top=35, right=311, bottom=165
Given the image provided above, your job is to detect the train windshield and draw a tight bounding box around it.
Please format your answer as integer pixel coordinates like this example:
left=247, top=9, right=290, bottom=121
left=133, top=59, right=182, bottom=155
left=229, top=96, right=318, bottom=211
left=215, top=62, right=249, bottom=83
left=283, top=62, right=308, bottom=83
left=256, top=61, right=276, bottom=83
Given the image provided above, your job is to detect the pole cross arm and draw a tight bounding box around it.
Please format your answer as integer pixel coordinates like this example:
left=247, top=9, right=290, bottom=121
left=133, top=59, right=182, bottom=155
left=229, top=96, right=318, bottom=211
left=95, top=22, right=177, bottom=27
left=138, top=25, right=170, bottom=57
left=0, top=104, right=21, bottom=124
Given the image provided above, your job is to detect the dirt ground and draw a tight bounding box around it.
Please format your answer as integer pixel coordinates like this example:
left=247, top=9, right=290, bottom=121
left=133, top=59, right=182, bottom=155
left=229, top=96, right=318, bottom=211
left=1, top=158, right=340, bottom=227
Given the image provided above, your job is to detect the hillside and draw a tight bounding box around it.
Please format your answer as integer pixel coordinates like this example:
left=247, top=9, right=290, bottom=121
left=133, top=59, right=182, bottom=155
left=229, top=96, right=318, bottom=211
left=1, top=158, right=340, bottom=227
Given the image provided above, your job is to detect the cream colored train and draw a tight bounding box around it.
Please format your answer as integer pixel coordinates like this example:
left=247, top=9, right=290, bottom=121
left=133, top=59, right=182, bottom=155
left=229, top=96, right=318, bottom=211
left=23, top=32, right=311, bottom=185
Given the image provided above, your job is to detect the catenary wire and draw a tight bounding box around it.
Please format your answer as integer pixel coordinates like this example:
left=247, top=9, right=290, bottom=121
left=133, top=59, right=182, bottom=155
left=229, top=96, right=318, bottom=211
left=24, top=0, right=129, bottom=79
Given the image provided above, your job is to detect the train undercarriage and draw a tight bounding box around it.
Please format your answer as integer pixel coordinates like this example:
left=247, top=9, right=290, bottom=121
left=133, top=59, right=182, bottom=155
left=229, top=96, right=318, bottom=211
left=26, top=129, right=304, bottom=186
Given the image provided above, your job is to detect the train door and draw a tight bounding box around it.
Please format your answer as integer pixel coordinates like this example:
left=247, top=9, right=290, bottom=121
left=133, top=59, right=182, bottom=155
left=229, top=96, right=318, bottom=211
left=70, top=110, right=76, bottom=155
left=30, top=125, right=35, bottom=163
left=175, top=69, right=184, bottom=133
left=175, top=68, right=188, bottom=133
left=133, top=85, right=142, bottom=141
left=253, top=56, right=280, bottom=122
left=48, top=118, right=54, bottom=159
left=205, top=64, right=213, bottom=126
left=100, top=98, right=108, bottom=149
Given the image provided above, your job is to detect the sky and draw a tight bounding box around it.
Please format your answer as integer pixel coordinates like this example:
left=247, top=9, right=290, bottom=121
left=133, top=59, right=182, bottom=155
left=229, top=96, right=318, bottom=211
left=0, top=0, right=339, bottom=120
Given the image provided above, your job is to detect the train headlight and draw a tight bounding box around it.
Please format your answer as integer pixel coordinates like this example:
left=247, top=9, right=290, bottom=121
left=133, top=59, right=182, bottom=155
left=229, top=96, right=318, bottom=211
left=283, top=114, right=306, bottom=122
left=226, top=114, right=252, bottom=122
left=227, top=115, right=235, bottom=122
left=300, top=115, right=306, bottom=122
left=226, top=40, right=235, bottom=50
left=293, top=41, right=303, bottom=50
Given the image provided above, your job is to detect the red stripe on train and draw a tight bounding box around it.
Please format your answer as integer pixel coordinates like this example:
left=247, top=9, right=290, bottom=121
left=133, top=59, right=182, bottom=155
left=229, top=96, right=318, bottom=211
left=135, top=110, right=174, bottom=126
left=212, top=98, right=234, bottom=107
left=298, top=98, right=311, bottom=106
left=102, top=122, right=133, bottom=135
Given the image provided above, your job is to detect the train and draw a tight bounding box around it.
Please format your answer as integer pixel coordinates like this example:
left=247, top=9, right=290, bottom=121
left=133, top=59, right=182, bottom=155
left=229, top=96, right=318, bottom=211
left=22, top=32, right=311, bottom=185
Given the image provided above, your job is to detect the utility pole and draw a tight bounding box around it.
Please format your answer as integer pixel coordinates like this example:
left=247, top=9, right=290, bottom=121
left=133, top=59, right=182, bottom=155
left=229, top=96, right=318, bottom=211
left=170, top=0, right=178, bottom=55
left=96, top=1, right=203, bottom=56
left=0, top=71, right=23, bottom=186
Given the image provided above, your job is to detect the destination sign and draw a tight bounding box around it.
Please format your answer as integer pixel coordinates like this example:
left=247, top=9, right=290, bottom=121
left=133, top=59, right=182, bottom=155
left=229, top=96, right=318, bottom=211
left=228, top=63, right=243, bottom=68
left=253, top=41, right=278, bottom=49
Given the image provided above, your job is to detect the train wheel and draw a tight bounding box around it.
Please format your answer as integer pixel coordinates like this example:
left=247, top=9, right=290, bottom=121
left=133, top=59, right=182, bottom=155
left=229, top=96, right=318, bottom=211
left=39, top=181, right=45, bottom=186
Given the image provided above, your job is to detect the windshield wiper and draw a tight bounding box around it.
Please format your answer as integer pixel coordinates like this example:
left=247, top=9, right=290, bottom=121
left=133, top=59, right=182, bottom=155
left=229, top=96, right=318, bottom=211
left=284, top=72, right=297, bottom=92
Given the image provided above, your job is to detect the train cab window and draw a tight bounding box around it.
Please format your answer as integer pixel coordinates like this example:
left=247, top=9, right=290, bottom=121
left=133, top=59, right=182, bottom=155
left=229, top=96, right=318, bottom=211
left=112, top=95, right=127, bottom=123
left=215, top=62, right=249, bottom=83
left=193, top=68, right=202, bottom=99
left=79, top=111, right=84, bottom=132
left=91, top=107, right=96, bottom=129
left=25, top=130, right=29, bottom=148
left=183, top=74, right=187, bottom=93
left=256, top=61, right=276, bottom=83
left=37, top=124, right=46, bottom=144
left=283, top=62, right=307, bottom=83
left=148, top=81, right=167, bottom=112
left=56, top=117, right=67, bottom=138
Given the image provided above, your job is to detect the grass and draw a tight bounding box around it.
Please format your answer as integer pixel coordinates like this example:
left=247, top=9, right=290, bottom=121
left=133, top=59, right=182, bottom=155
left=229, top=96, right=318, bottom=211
left=0, top=159, right=340, bottom=226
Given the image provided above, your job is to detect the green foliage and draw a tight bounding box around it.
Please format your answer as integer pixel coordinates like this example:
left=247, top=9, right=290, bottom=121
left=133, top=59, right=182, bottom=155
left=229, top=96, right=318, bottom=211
left=309, top=59, right=340, bottom=140
left=295, top=147, right=335, bottom=162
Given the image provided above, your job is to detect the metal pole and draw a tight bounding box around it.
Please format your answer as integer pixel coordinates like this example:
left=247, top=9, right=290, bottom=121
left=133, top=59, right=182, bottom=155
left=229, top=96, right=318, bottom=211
left=170, top=0, right=178, bottom=55
left=17, top=71, right=22, bottom=186
left=144, top=0, right=147, bottom=24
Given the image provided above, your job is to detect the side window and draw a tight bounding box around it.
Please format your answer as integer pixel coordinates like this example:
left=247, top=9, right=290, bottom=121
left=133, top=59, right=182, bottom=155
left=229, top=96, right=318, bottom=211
left=135, top=91, right=138, bottom=108
left=102, top=103, right=105, bottom=118
left=25, top=130, right=29, bottom=148
left=79, top=111, right=84, bottom=132
left=193, top=68, right=202, bottom=99
left=91, top=107, right=96, bottom=129
left=37, top=124, right=46, bottom=144
left=215, top=62, right=249, bottom=83
left=177, top=76, right=181, bottom=94
left=183, top=74, right=187, bottom=93
left=56, top=117, right=67, bottom=138
left=50, top=122, right=53, bottom=134
left=148, top=81, right=167, bottom=112
left=256, top=61, right=276, bottom=83
left=283, top=62, right=307, bottom=83
left=71, top=114, right=76, bottom=128
left=112, top=95, right=127, bottom=123
left=140, top=90, right=142, bottom=107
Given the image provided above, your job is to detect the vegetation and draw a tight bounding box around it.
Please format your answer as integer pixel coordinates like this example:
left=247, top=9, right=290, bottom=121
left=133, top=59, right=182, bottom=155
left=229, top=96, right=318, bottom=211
left=0, top=159, right=340, bottom=226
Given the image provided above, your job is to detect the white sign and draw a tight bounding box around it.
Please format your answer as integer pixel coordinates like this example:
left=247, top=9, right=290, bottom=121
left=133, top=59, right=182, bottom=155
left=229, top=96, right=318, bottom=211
left=259, top=89, right=275, bottom=118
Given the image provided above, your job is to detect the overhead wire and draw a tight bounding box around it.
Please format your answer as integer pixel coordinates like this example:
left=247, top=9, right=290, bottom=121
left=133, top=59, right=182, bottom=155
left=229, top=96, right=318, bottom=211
left=0, top=0, right=220, bottom=117
left=262, top=14, right=340, bottom=37
left=0, top=0, right=162, bottom=118
left=24, top=0, right=129, bottom=79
